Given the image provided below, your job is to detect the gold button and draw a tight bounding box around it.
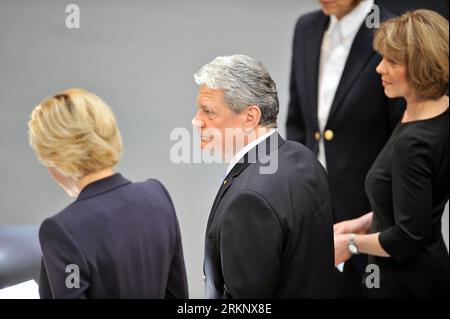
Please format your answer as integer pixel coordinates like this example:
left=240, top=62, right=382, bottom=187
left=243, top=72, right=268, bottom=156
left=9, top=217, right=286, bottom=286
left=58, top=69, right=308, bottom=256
left=315, top=131, right=321, bottom=141
left=324, top=129, right=334, bottom=141
left=223, top=180, right=227, bottom=185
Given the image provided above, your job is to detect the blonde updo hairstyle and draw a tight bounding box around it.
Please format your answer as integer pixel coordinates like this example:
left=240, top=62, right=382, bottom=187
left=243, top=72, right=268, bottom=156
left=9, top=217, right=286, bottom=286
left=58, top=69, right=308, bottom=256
left=28, top=88, right=123, bottom=179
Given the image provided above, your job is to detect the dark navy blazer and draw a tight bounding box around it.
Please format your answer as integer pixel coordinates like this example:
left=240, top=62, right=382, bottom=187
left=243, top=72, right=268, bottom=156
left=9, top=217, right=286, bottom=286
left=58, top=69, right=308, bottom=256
left=38, top=173, right=188, bottom=298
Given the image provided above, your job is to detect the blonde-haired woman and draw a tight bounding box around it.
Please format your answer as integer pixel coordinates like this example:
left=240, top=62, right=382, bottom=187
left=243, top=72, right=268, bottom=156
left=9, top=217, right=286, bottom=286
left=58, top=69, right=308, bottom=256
left=334, top=10, right=449, bottom=298
left=29, top=88, right=188, bottom=298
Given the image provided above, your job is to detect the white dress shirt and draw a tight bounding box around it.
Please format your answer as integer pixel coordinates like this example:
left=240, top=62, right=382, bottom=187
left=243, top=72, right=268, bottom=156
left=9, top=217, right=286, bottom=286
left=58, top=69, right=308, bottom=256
left=317, top=0, right=374, bottom=170
left=224, top=129, right=276, bottom=178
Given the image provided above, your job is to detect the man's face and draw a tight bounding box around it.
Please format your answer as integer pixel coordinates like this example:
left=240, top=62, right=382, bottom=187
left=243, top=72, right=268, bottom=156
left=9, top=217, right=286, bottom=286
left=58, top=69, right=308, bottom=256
left=192, top=86, right=245, bottom=160
left=319, top=0, right=358, bottom=19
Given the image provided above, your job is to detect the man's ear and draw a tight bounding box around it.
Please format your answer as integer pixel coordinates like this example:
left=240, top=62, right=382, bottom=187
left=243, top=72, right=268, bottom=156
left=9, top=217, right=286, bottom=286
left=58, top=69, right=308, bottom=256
left=242, top=105, right=262, bottom=131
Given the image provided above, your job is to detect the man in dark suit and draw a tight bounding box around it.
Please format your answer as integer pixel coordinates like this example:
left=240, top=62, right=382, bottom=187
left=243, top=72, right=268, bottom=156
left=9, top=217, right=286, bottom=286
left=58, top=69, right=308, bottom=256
left=286, top=0, right=404, bottom=297
left=192, top=54, right=336, bottom=298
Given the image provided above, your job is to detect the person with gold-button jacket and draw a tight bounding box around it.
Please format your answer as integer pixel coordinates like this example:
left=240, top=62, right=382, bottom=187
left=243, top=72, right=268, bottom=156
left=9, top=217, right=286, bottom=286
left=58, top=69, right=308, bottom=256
left=285, top=0, right=404, bottom=298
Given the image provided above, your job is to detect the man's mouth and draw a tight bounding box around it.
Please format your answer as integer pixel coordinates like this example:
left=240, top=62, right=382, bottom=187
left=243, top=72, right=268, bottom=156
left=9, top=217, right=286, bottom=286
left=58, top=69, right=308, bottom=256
left=201, top=135, right=213, bottom=142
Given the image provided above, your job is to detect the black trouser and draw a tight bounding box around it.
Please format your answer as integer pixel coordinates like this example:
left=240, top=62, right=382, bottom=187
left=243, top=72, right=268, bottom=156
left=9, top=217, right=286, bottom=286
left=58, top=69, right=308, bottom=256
left=335, top=255, right=367, bottom=299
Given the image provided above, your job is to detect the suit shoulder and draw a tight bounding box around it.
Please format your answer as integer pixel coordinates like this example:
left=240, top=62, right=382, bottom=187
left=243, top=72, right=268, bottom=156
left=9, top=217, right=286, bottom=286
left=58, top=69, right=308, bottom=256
left=38, top=214, right=84, bottom=258
left=378, top=5, right=397, bottom=22
left=38, top=201, right=92, bottom=246
left=294, top=10, right=325, bottom=33
left=283, top=139, right=318, bottom=161
left=134, top=178, right=175, bottom=208
left=131, top=178, right=164, bottom=194
left=245, top=139, right=322, bottom=187
left=39, top=216, right=64, bottom=243
left=44, top=200, right=83, bottom=226
left=142, top=178, right=171, bottom=197
left=284, top=138, right=312, bottom=151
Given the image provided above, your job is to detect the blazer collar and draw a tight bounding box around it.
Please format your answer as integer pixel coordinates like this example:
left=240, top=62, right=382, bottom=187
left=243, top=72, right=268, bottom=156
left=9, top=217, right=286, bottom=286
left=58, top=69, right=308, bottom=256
left=304, top=4, right=382, bottom=127
left=76, top=173, right=131, bottom=201
left=225, top=131, right=285, bottom=180
left=207, top=132, right=285, bottom=230
left=326, top=3, right=394, bottom=125
left=305, top=13, right=329, bottom=129
left=326, top=9, right=376, bottom=124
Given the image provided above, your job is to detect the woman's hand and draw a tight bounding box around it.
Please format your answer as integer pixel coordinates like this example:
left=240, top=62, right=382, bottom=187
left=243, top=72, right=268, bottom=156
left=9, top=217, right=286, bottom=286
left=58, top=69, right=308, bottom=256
left=333, top=212, right=373, bottom=236
left=333, top=219, right=360, bottom=236
left=334, top=234, right=352, bottom=266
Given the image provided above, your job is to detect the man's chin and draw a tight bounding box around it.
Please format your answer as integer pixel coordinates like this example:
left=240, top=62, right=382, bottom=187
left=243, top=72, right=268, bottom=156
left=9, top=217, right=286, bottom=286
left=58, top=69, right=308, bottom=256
left=200, top=139, right=213, bottom=150
left=200, top=143, right=229, bottom=162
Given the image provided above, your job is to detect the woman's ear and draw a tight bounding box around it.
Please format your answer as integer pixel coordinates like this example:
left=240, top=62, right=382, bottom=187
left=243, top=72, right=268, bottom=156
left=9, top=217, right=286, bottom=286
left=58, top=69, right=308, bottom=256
left=47, top=167, right=59, bottom=181
left=47, top=166, right=80, bottom=198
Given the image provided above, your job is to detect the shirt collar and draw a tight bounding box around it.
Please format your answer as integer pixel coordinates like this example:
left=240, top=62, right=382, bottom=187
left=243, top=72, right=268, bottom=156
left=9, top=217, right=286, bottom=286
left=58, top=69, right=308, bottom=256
left=225, top=129, right=276, bottom=177
left=76, top=173, right=131, bottom=201
left=330, top=0, right=374, bottom=41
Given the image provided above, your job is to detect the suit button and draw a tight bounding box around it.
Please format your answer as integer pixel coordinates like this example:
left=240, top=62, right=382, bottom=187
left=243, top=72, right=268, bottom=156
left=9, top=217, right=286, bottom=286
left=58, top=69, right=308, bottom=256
left=315, top=131, right=321, bottom=141
left=324, top=129, right=334, bottom=141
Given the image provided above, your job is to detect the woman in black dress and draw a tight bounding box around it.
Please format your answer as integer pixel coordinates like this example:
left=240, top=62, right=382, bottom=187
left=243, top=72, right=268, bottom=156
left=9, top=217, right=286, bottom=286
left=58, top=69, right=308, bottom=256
left=333, top=9, right=449, bottom=298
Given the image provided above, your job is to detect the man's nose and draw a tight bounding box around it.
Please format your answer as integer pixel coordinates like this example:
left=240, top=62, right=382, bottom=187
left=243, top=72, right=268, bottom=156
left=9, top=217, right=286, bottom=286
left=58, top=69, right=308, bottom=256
left=191, top=117, right=205, bottom=128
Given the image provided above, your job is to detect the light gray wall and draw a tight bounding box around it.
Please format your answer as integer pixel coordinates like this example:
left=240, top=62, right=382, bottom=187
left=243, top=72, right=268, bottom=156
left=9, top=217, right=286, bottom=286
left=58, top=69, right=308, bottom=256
left=0, top=0, right=448, bottom=298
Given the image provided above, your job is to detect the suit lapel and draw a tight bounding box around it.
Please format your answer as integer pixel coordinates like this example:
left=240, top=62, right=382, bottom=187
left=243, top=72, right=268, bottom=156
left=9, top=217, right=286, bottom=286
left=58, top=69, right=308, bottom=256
left=326, top=22, right=375, bottom=124
left=304, top=15, right=329, bottom=128
left=206, top=161, right=250, bottom=230
left=206, top=133, right=285, bottom=230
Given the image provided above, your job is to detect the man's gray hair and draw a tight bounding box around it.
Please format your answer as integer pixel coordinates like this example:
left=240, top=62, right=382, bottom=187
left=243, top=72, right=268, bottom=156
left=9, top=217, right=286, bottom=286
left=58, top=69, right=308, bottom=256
left=194, top=54, right=279, bottom=127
